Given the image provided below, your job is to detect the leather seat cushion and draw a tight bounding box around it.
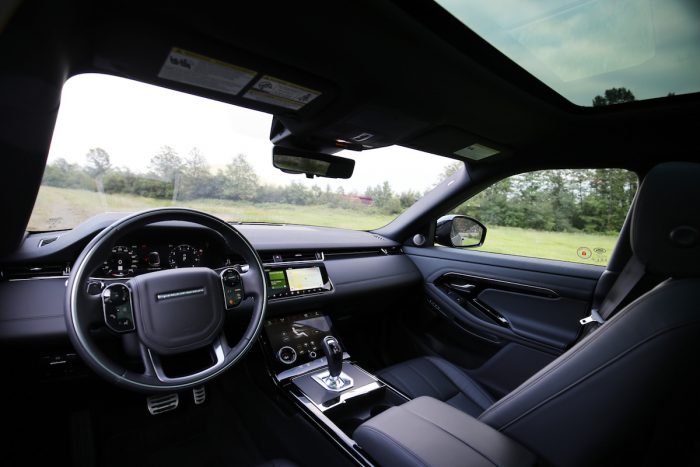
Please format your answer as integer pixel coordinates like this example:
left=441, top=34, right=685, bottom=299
left=377, top=356, right=494, bottom=417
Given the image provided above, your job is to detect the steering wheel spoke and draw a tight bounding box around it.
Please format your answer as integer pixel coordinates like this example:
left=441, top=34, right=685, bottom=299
left=138, top=334, right=230, bottom=385
left=100, top=282, right=136, bottom=333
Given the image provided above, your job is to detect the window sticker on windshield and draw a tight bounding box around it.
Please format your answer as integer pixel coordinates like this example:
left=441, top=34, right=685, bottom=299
left=243, top=76, right=320, bottom=110
left=158, top=47, right=257, bottom=96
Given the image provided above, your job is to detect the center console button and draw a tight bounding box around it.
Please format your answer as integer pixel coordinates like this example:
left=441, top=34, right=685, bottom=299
left=277, top=346, right=297, bottom=365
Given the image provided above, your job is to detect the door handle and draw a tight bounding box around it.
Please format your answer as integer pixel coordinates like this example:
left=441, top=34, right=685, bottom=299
left=447, top=283, right=477, bottom=294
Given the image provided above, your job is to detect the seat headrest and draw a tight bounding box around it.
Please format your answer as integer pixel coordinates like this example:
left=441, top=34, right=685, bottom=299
left=631, top=162, right=700, bottom=277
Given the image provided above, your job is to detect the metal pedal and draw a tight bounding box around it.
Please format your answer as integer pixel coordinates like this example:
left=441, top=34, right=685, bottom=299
left=192, top=386, right=206, bottom=405
left=146, top=393, right=179, bottom=415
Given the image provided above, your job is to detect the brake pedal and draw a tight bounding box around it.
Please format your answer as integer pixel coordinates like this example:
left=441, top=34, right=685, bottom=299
left=146, top=393, right=179, bottom=415
left=193, top=386, right=206, bottom=405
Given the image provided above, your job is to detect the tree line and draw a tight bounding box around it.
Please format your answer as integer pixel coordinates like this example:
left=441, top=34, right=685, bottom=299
left=42, top=146, right=421, bottom=215
left=44, top=146, right=637, bottom=234
left=443, top=165, right=637, bottom=234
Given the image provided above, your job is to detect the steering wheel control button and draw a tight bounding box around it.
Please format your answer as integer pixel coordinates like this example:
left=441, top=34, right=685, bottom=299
left=102, top=283, right=135, bottom=333
left=86, top=280, right=104, bottom=295
left=220, top=268, right=245, bottom=309
left=278, top=346, right=297, bottom=365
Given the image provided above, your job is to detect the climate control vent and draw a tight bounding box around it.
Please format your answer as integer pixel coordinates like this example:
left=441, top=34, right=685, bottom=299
left=38, top=235, right=60, bottom=247
left=324, top=247, right=403, bottom=259
left=260, top=251, right=323, bottom=264
left=3, top=263, right=71, bottom=280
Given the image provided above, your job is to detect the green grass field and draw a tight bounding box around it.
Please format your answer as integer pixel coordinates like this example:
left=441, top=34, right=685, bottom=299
left=29, top=185, right=617, bottom=265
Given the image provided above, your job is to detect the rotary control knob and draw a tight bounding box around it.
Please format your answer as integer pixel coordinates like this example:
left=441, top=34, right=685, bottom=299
left=277, top=346, right=297, bottom=365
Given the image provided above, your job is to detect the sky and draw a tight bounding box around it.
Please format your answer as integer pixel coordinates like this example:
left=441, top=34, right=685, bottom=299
left=47, top=74, right=453, bottom=195
left=436, top=0, right=700, bottom=105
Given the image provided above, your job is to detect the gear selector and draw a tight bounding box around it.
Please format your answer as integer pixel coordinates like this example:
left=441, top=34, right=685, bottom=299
left=322, top=336, right=343, bottom=377
left=313, top=335, right=353, bottom=391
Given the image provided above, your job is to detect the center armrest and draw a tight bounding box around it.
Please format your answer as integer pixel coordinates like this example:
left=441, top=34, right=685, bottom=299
left=354, top=396, right=535, bottom=467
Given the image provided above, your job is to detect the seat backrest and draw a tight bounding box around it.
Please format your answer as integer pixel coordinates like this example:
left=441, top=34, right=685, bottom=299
left=479, top=162, right=700, bottom=466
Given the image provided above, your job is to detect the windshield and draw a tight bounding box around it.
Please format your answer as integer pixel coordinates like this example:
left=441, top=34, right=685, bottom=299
left=29, top=74, right=454, bottom=232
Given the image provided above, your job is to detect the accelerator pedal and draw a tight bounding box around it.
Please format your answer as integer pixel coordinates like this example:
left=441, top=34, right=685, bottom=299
left=193, top=386, right=206, bottom=405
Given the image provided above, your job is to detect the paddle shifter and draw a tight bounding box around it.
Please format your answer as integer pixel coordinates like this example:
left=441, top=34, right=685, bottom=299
left=315, top=335, right=353, bottom=391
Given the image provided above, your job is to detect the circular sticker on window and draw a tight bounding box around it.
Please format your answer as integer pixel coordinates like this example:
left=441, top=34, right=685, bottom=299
left=577, top=247, right=593, bottom=259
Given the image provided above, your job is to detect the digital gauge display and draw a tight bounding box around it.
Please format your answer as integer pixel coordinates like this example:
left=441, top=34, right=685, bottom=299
left=101, top=245, right=138, bottom=277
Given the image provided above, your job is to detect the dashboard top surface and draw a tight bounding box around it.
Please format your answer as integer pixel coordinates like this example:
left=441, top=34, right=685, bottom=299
left=6, top=213, right=399, bottom=264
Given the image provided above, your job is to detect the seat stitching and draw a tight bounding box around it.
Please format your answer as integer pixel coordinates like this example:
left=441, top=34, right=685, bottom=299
left=358, top=425, right=431, bottom=467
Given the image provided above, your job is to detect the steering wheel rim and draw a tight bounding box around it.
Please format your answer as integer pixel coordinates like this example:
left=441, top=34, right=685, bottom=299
left=65, top=208, right=268, bottom=392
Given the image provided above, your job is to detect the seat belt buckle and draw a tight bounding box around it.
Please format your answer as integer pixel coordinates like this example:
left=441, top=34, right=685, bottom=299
left=580, top=309, right=604, bottom=326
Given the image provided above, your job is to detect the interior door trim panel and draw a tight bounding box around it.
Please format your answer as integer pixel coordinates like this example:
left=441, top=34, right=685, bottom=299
left=406, top=247, right=602, bottom=351
left=405, top=247, right=601, bottom=301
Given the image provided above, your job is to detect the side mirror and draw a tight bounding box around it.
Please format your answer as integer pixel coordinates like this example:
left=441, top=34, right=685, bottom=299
left=435, top=215, right=486, bottom=248
left=273, top=146, right=355, bottom=179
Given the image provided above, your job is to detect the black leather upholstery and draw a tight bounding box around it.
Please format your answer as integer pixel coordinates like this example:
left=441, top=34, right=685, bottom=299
left=631, top=162, right=700, bottom=276
left=479, top=277, right=700, bottom=466
left=354, top=396, right=536, bottom=467
left=377, top=356, right=494, bottom=417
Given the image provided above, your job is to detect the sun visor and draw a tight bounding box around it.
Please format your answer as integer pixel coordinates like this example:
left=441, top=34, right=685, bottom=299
left=92, top=21, right=336, bottom=118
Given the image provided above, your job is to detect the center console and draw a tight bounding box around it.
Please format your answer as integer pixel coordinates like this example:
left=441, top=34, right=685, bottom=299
left=262, top=311, right=536, bottom=466
left=262, top=312, right=409, bottom=464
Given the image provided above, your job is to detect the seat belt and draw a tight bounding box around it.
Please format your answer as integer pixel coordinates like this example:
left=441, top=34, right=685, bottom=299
left=578, top=255, right=646, bottom=336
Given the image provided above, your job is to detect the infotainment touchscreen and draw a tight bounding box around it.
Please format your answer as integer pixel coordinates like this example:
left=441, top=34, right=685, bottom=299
left=286, top=266, right=324, bottom=292
left=268, top=270, right=287, bottom=289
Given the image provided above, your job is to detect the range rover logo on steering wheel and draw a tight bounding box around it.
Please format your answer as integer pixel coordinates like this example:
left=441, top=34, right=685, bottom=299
left=156, top=287, right=206, bottom=301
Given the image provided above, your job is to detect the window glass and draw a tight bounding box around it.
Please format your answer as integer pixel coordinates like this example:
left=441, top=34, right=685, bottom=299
left=28, top=74, right=454, bottom=232
left=448, top=168, right=638, bottom=265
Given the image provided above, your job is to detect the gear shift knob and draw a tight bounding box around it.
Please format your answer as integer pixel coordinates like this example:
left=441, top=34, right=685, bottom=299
left=322, top=335, right=343, bottom=377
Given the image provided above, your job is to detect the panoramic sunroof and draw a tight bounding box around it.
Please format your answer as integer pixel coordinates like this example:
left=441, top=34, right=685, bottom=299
left=435, top=0, right=700, bottom=106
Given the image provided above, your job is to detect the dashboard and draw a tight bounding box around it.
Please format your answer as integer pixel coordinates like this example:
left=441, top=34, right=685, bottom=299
left=0, top=218, right=422, bottom=344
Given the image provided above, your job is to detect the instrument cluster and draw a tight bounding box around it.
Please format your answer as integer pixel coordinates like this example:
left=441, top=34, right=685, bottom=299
left=93, top=230, right=241, bottom=278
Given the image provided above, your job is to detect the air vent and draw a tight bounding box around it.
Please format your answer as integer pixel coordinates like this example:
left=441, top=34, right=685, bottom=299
left=324, top=247, right=403, bottom=259
left=3, top=263, right=70, bottom=280
left=38, top=236, right=59, bottom=247
left=371, top=234, right=387, bottom=241
left=260, top=251, right=323, bottom=264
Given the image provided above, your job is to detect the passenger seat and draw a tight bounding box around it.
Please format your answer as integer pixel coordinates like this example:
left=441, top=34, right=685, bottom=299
left=377, top=356, right=494, bottom=417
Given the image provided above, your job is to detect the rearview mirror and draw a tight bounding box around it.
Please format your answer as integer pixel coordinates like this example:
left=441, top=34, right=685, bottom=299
left=435, top=215, right=486, bottom=248
left=273, top=146, right=355, bottom=179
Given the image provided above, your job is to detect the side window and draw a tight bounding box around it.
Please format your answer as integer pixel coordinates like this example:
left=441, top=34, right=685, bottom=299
left=449, top=169, right=638, bottom=265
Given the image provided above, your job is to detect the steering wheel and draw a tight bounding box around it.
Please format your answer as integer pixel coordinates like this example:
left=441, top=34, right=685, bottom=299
left=65, top=208, right=267, bottom=392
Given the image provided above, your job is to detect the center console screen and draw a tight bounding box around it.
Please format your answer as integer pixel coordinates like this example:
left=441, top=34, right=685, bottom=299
left=265, top=264, right=331, bottom=299
left=286, top=267, right=324, bottom=291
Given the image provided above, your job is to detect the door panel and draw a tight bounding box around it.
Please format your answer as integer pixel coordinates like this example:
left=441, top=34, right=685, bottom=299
left=403, top=246, right=603, bottom=393
left=477, top=289, right=588, bottom=348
